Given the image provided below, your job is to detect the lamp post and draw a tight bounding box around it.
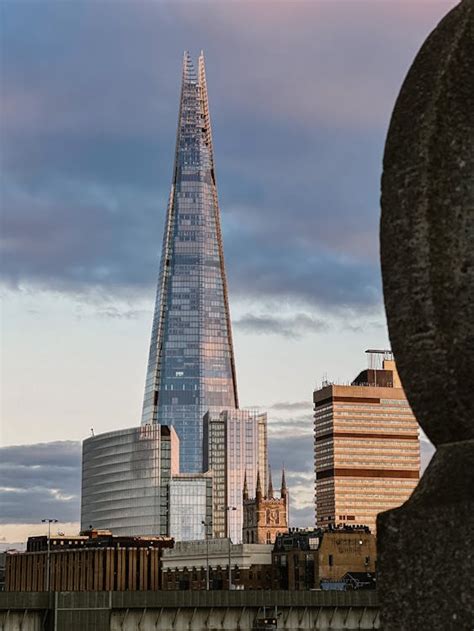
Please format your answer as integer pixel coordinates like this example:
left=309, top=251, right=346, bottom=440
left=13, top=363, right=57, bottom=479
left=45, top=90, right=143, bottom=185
left=226, top=506, right=237, bottom=590
left=201, top=519, right=212, bottom=590
left=41, top=518, right=58, bottom=592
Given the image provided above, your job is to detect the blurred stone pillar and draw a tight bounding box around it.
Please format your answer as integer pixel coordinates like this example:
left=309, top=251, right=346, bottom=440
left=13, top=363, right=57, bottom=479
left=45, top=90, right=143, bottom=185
left=378, top=1, right=473, bottom=628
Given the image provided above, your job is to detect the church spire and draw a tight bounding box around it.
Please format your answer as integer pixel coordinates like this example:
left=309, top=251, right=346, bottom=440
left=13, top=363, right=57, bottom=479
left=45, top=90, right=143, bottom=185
left=243, top=470, right=248, bottom=501
left=267, top=466, right=274, bottom=499
left=256, top=470, right=262, bottom=502
left=281, top=467, right=287, bottom=500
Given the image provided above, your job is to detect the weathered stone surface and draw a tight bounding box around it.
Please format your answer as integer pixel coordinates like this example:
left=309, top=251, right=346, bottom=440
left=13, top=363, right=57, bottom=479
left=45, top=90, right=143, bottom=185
left=380, top=0, right=474, bottom=447
left=377, top=442, right=474, bottom=629
left=379, top=1, right=474, bottom=628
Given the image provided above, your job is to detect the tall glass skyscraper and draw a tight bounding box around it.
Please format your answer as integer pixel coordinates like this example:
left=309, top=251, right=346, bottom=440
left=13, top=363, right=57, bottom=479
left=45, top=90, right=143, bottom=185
left=141, top=52, right=238, bottom=472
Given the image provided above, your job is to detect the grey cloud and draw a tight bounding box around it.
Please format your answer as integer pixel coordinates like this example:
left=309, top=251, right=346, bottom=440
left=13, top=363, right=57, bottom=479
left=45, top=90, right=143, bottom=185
left=1, top=181, right=162, bottom=295
left=269, top=434, right=315, bottom=527
left=268, top=415, right=313, bottom=438
left=287, top=505, right=315, bottom=528
left=234, top=313, right=328, bottom=338
left=93, top=307, right=151, bottom=320
left=269, top=435, right=314, bottom=476
left=1, top=1, right=453, bottom=314
left=269, top=401, right=312, bottom=412
left=0, top=442, right=81, bottom=524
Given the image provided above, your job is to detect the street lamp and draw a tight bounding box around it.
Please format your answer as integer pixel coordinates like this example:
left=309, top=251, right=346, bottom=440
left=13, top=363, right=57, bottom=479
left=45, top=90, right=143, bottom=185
left=226, top=506, right=237, bottom=590
left=201, top=519, right=212, bottom=590
left=41, top=518, right=58, bottom=592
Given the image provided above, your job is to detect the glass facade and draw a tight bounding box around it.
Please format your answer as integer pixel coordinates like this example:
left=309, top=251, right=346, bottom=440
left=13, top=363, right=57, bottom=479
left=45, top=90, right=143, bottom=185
left=81, top=425, right=179, bottom=536
left=141, top=51, right=238, bottom=473
left=203, top=409, right=268, bottom=543
left=168, top=473, right=213, bottom=541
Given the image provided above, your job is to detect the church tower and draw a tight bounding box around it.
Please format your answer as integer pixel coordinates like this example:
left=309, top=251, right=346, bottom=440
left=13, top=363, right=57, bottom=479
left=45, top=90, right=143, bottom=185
left=242, top=468, right=288, bottom=544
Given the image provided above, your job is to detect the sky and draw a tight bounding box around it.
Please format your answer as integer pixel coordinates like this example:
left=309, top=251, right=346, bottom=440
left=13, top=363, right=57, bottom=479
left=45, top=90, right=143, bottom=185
left=1, top=0, right=455, bottom=546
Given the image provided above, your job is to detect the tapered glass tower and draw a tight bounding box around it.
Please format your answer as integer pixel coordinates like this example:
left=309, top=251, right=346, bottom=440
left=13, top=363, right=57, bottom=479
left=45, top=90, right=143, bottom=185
left=141, top=52, right=238, bottom=472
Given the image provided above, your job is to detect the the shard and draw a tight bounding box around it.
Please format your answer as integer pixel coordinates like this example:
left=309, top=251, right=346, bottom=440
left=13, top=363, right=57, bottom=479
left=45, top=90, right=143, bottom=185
left=141, top=52, right=239, bottom=472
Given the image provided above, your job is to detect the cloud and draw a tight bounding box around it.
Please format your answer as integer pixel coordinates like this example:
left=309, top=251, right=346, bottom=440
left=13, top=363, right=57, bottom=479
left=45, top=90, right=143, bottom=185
left=269, top=401, right=312, bottom=412
left=0, top=442, right=81, bottom=525
left=268, top=416, right=313, bottom=439
left=269, top=435, right=314, bottom=477
left=1, top=1, right=456, bottom=315
left=234, top=313, right=328, bottom=338
left=93, top=307, right=151, bottom=320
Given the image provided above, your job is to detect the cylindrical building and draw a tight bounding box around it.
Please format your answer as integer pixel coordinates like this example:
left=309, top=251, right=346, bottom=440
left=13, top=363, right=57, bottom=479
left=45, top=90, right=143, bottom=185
left=81, top=425, right=179, bottom=536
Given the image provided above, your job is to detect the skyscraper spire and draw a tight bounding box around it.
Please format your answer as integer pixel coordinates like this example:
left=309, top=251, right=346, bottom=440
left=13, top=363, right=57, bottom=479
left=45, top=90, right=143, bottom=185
left=267, top=466, right=274, bottom=499
left=243, top=470, right=248, bottom=501
left=141, top=52, right=238, bottom=472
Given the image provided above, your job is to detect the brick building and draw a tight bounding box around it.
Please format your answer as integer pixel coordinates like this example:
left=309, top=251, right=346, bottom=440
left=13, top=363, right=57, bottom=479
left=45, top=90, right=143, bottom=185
left=272, top=527, right=376, bottom=590
left=314, top=351, right=420, bottom=532
left=5, top=530, right=173, bottom=592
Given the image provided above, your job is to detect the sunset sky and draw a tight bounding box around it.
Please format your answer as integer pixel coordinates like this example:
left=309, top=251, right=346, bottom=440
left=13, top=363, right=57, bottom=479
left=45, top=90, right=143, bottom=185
left=1, top=0, right=454, bottom=545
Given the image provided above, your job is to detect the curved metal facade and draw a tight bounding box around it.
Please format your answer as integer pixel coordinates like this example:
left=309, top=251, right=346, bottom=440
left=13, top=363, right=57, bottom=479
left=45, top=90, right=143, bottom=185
left=141, top=52, right=238, bottom=472
left=81, top=425, right=179, bottom=536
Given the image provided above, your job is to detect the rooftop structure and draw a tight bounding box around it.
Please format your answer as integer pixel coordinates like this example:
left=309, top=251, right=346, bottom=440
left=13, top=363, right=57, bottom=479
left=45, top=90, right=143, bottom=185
left=27, top=530, right=172, bottom=553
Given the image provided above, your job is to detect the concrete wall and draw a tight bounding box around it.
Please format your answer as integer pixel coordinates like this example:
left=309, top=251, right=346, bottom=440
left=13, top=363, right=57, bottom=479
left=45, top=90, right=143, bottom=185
left=0, top=591, right=379, bottom=631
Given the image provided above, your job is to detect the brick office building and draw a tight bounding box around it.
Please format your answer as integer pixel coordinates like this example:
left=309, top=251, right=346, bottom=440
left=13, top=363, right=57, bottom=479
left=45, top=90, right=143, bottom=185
left=5, top=530, right=173, bottom=592
left=314, top=350, right=420, bottom=532
left=272, top=527, right=376, bottom=590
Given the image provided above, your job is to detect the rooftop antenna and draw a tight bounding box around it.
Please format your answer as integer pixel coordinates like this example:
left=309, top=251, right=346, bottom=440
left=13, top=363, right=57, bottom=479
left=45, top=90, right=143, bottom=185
left=90, top=428, right=94, bottom=437
left=365, top=349, right=393, bottom=387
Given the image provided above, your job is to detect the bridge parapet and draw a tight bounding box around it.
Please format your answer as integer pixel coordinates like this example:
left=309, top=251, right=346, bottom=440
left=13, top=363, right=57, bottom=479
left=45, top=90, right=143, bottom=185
left=0, top=590, right=379, bottom=630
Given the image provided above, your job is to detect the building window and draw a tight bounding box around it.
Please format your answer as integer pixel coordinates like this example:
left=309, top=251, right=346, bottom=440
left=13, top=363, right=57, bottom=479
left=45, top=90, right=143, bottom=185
left=329, top=554, right=333, bottom=567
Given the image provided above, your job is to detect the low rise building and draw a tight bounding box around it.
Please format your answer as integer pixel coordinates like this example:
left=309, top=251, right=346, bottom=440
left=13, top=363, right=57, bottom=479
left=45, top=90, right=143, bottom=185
left=161, top=539, right=273, bottom=590
left=272, top=526, right=376, bottom=590
left=5, top=530, right=173, bottom=592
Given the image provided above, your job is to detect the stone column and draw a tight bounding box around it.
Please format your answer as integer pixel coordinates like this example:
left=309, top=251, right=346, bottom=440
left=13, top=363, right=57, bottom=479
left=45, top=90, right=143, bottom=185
left=378, top=1, right=474, bottom=628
